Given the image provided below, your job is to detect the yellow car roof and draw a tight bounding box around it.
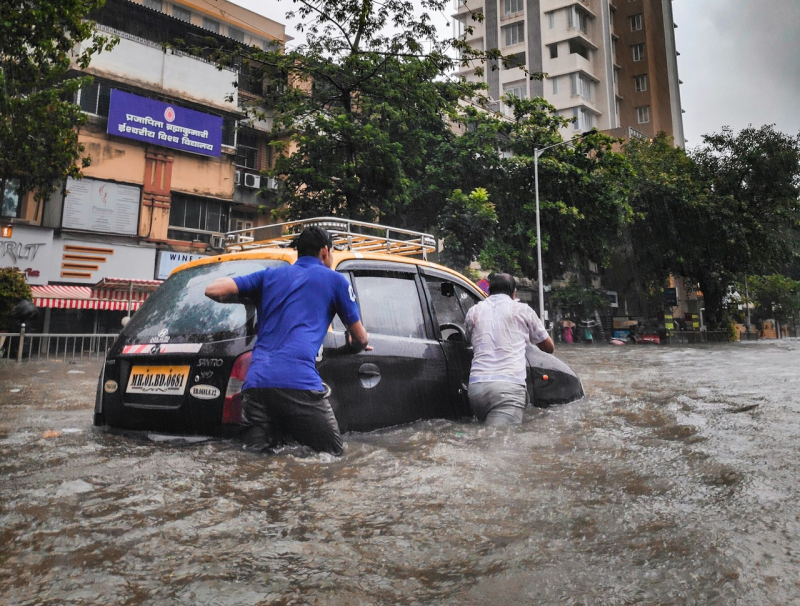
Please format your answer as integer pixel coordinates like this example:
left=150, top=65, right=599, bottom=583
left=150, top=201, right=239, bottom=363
left=173, top=248, right=485, bottom=294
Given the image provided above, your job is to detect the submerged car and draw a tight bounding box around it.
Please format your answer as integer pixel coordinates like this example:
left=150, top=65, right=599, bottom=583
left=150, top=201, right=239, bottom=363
left=94, top=218, right=584, bottom=436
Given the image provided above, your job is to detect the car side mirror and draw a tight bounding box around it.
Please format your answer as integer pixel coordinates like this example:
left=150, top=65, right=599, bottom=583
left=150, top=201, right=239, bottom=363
left=440, top=282, right=455, bottom=297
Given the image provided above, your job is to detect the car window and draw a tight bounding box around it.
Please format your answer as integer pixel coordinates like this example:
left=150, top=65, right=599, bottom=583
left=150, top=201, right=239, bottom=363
left=456, top=285, right=480, bottom=316
left=122, top=259, right=287, bottom=343
left=353, top=273, right=425, bottom=339
left=423, top=275, right=466, bottom=326
left=331, top=272, right=352, bottom=332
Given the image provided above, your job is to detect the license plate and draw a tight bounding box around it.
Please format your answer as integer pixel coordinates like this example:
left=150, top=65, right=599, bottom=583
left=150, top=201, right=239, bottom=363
left=127, top=365, right=191, bottom=395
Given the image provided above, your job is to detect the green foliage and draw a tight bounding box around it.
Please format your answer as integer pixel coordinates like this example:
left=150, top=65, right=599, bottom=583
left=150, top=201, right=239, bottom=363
left=737, top=274, right=800, bottom=322
left=621, top=127, right=800, bottom=329
left=550, top=278, right=607, bottom=320
left=437, top=98, right=633, bottom=280
left=437, top=188, right=497, bottom=271
left=0, top=0, right=118, bottom=205
left=0, top=268, right=32, bottom=330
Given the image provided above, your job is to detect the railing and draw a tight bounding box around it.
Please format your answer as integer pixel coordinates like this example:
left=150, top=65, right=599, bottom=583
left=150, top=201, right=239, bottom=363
left=223, top=216, right=437, bottom=260
left=0, top=324, right=118, bottom=362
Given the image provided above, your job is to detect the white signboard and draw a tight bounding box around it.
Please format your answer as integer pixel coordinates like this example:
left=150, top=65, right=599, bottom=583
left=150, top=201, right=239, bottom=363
left=54, top=237, right=156, bottom=284
left=63, top=177, right=141, bottom=235
left=156, top=251, right=208, bottom=280
left=0, top=225, right=54, bottom=285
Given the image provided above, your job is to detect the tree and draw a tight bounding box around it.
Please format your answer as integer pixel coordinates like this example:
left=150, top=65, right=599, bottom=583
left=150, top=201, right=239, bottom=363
left=737, top=274, right=800, bottom=325
left=0, top=0, right=117, bottom=212
left=437, top=188, right=497, bottom=271
left=0, top=268, right=32, bottom=331
left=619, top=126, right=800, bottom=329
left=433, top=96, right=633, bottom=281
left=617, top=133, right=712, bottom=318
left=550, top=278, right=608, bottom=321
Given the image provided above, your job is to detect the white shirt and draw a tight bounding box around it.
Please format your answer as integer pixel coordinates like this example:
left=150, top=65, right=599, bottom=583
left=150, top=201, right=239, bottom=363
left=464, top=294, right=549, bottom=386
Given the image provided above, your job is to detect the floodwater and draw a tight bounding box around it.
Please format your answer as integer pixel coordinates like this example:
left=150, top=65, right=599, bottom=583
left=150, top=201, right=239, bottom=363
left=1, top=340, right=799, bottom=605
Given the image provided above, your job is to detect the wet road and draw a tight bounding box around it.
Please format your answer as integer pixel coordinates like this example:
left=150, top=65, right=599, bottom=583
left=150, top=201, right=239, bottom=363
left=1, top=340, right=799, bottom=605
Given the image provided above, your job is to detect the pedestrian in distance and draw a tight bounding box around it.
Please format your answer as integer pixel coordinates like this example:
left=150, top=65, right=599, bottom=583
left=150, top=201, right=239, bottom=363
left=464, top=273, right=555, bottom=426
left=205, top=226, right=370, bottom=455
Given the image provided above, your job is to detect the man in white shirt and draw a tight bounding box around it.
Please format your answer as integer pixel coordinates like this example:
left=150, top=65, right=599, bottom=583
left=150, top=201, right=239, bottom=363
left=464, top=273, right=555, bottom=425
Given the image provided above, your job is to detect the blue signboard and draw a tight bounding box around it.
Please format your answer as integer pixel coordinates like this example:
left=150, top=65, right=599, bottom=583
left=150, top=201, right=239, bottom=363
left=107, top=89, right=222, bottom=157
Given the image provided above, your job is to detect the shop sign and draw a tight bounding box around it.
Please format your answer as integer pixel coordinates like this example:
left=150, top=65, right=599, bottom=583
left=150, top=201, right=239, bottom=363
left=0, top=225, right=54, bottom=285
left=156, top=251, right=208, bottom=280
left=63, top=177, right=141, bottom=236
left=54, top=237, right=156, bottom=284
left=107, top=89, right=222, bottom=158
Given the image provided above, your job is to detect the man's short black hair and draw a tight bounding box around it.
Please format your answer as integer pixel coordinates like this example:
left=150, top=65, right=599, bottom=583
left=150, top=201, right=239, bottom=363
left=296, top=226, right=333, bottom=257
left=489, top=273, right=516, bottom=296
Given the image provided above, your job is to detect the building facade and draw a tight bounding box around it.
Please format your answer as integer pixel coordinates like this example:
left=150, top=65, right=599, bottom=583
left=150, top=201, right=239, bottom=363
left=0, top=0, right=288, bottom=333
left=453, top=0, right=684, bottom=144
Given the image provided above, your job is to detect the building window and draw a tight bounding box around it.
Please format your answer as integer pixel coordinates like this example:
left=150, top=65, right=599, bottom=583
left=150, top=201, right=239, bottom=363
left=568, top=6, right=589, bottom=34
left=504, top=52, right=526, bottom=69
left=570, top=72, right=594, bottom=101
left=630, top=14, right=643, bottom=31
left=503, top=22, right=524, bottom=46
left=77, top=81, right=111, bottom=116
left=551, top=76, right=559, bottom=95
left=228, top=27, right=245, bottom=43
left=235, top=128, right=260, bottom=170
left=569, top=39, right=590, bottom=60
left=143, top=0, right=162, bottom=11
left=168, top=194, right=230, bottom=243
left=632, top=43, right=644, bottom=62
left=615, top=99, right=621, bottom=126
left=548, top=12, right=555, bottom=29
left=503, top=0, right=523, bottom=16
left=572, top=107, right=594, bottom=131
left=1, top=179, right=20, bottom=218
left=549, top=43, right=558, bottom=59
left=503, top=82, right=526, bottom=116
left=172, top=4, right=191, bottom=22
left=636, top=105, right=650, bottom=123
left=203, top=17, right=220, bottom=33
left=222, top=117, right=237, bottom=148
left=634, top=74, right=648, bottom=92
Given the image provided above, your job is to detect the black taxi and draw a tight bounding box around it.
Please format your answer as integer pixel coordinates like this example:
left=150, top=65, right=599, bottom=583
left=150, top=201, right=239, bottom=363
left=94, top=218, right=584, bottom=435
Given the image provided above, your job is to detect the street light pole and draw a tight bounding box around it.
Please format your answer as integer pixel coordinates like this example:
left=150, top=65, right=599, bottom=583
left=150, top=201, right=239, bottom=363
left=534, top=149, right=544, bottom=321
left=532, top=130, right=595, bottom=323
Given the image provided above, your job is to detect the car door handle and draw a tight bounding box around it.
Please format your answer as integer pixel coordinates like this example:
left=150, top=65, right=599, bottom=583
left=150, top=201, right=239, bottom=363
left=358, top=363, right=381, bottom=388
left=358, top=364, right=380, bottom=377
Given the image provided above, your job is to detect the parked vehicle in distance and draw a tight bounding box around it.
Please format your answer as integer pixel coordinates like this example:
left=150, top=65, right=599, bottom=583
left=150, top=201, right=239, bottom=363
left=94, top=218, right=584, bottom=436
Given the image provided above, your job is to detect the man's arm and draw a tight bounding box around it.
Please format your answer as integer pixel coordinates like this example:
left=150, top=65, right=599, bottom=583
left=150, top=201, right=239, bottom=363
left=345, top=320, right=371, bottom=352
left=205, top=277, right=239, bottom=303
left=535, top=336, right=555, bottom=354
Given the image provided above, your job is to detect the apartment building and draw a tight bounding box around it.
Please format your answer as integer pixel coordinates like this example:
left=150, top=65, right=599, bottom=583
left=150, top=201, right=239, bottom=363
left=0, top=0, right=288, bottom=333
left=453, top=0, right=684, bottom=144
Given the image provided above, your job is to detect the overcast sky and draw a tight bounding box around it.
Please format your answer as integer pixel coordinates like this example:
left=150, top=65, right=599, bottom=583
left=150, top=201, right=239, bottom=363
left=235, top=0, right=800, bottom=149
left=672, top=0, right=800, bottom=148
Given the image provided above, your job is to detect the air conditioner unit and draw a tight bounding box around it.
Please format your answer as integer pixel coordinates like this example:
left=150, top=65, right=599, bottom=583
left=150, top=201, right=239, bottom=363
left=210, top=234, right=227, bottom=250
left=243, top=173, right=261, bottom=189
left=265, top=177, right=279, bottom=191
left=234, top=170, right=241, bottom=185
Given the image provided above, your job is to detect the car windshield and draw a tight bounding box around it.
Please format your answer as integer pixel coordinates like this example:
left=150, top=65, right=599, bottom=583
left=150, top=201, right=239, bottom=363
left=122, top=259, right=287, bottom=344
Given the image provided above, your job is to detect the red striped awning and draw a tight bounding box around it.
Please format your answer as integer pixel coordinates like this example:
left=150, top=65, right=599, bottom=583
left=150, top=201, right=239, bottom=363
left=31, top=281, right=161, bottom=311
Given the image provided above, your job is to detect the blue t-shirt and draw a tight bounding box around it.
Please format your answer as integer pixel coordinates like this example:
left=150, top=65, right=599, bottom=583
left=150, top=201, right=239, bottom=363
left=233, top=256, right=361, bottom=391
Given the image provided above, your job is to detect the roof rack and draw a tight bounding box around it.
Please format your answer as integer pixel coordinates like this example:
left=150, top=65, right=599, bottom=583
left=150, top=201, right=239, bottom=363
left=223, top=217, right=437, bottom=260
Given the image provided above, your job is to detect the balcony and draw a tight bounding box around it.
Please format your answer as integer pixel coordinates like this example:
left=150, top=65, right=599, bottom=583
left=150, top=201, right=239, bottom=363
left=80, top=25, right=238, bottom=113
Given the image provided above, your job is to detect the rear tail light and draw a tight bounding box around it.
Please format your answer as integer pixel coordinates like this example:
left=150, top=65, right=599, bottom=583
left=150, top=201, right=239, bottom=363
left=222, top=352, right=251, bottom=424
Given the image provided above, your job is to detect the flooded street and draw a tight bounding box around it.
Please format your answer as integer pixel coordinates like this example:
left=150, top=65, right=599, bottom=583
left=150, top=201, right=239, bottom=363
left=1, top=340, right=799, bottom=605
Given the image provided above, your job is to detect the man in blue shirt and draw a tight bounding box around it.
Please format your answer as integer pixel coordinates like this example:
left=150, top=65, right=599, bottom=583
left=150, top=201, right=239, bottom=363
left=205, top=226, right=369, bottom=455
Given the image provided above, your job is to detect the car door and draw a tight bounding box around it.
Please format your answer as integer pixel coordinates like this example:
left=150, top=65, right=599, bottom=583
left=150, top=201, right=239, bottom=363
left=419, top=269, right=482, bottom=418
left=322, top=261, right=450, bottom=432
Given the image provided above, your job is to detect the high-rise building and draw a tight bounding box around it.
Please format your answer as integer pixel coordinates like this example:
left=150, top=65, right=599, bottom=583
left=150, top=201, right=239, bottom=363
left=453, top=0, right=684, bottom=145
